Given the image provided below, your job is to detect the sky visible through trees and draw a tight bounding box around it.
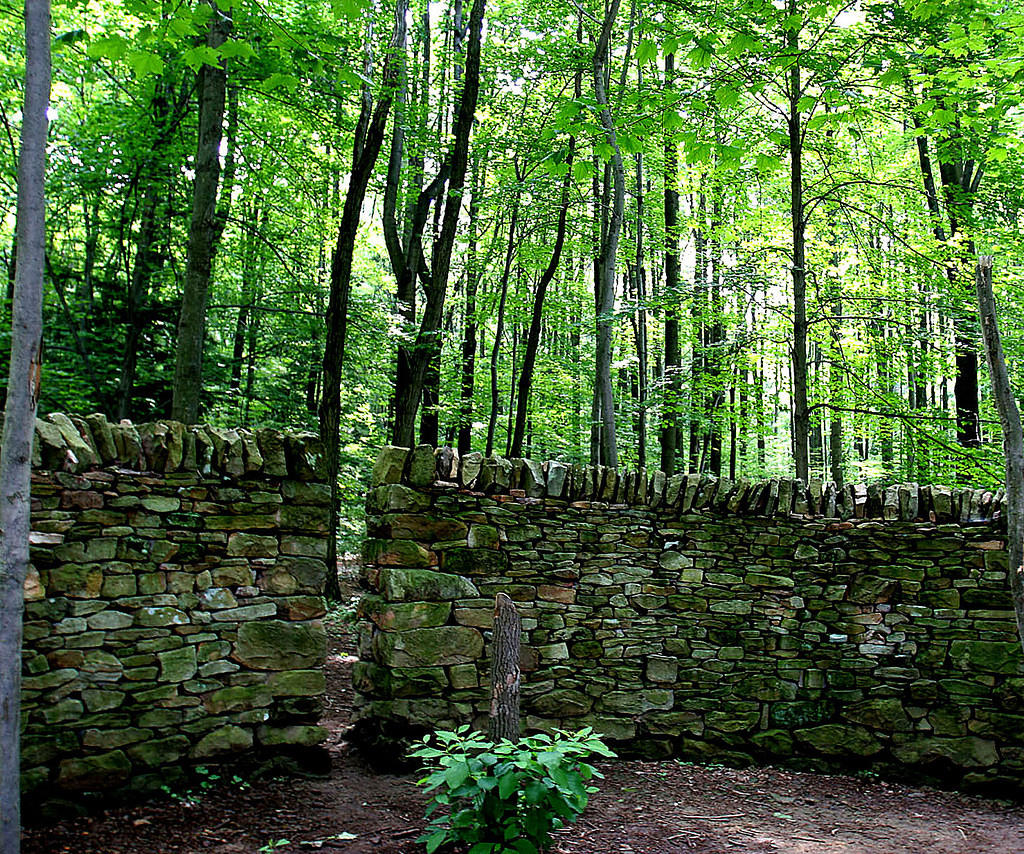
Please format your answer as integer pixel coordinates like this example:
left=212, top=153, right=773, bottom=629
left=3, top=0, right=1024, bottom=546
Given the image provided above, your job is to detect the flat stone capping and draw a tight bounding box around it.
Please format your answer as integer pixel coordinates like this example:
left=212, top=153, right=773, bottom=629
left=25, top=412, right=325, bottom=480
left=371, top=444, right=1004, bottom=525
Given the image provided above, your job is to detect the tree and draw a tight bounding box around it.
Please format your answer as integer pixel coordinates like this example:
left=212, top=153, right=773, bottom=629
left=172, top=0, right=233, bottom=423
left=384, top=0, right=487, bottom=448
left=319, top=0, right=408, bottom=601
left=591, top=0, right=625, bottom=468
left=1, top=0, right=49, bottom=849
left=974, top=256, right=1024, bottom=653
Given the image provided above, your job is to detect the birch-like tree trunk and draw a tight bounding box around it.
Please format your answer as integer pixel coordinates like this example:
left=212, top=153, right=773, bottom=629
left=975, top=257, right=1024, bottom=654
left=1, top=1, right=49, bottom=848
left=592, top=0, right=624, bottom=468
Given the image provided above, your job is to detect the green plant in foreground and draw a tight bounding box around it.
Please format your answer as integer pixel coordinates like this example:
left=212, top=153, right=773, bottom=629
left=411, top=725, right=615, bottom=854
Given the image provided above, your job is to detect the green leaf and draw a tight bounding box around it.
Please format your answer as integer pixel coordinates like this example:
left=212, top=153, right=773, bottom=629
left=714, top=86, right=740, bottom=108
left=86, top=34, right=129, bottom=61
left=498, top=770, right=518, bottom=799
left=331, top=0, right=367, bottom=20
left=183, top=45, right=222, bottom=70
left=219, top=39, right=255, bottom=60
left=663, top=109, right=684, bottom=131
left=445, top=762, right=470, bottom=790
left=127, top=50, right=164, bottom=78
left=425, top=829, right=448, bottom=854
left=619, top=133, right=642, bottom=155
left=636, top=39, right=658, bottom=65
left=263, top=73, right=301, bottom=92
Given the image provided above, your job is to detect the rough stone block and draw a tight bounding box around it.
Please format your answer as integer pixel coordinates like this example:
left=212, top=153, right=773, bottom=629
left=234, top=620, right=326, bottom=670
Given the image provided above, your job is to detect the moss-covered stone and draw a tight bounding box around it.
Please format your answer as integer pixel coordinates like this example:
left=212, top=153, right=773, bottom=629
left=373, top=626, right=483, bottom=667
left=948, top=640, right=1023, bottom=674
left=192, top=725, right=254, bottom=758
left=234, top=620, right=326, bottom=670
left=376, top=568, right=479, bottom=601
left=158, top=645, right=197, bottom=683
left=795, top=725, right=882, bottom=756
left=360, top=596, right=452, bottom=631
left=57, top=750, right=131, bottom=790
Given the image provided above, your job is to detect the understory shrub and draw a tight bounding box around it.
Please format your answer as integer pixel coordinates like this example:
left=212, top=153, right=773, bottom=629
left=410, top=726, right=615, bottom=854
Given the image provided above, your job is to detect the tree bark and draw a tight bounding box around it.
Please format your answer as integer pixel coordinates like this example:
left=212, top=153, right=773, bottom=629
left=488, top=593, right=521, bottom=743
left=788, top=0, right=810, bottom=483
left=486, top=194, right=518, bottom=456
left=974, top=257, right=1024, bottom=654
left=319, top=0, right=408, bottom=602
left=509, top=137, right=575, bottom=459
left=457, top=157, right=482, bottom=454
left=660, top=51, right=680, bottom=476
left=171, top=0, right=232, bottom=423
left=592, top=0, right=624, bottom=468
left=389, top=0, right=485, bottom=447
left=1, top=1, right=48, bottom=848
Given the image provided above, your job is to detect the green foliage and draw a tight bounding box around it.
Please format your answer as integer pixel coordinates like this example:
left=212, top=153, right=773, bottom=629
left=410, top=726, right=615, bottom=854
left=159, top=764, right=250, bottom=805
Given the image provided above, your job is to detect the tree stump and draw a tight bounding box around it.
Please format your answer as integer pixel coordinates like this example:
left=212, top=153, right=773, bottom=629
left=488, top=592, right=521, bottom=742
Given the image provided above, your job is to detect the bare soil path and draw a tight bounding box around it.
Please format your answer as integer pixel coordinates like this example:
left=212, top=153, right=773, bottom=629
left=22, top=581, right=1024, bottom=854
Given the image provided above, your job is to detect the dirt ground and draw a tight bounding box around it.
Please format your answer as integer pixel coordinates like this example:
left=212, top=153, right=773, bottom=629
left=22, top=584, right=1024, bottom=854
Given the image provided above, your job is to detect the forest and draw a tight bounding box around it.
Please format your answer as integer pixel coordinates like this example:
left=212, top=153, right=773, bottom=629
left=2, top=0, right=1024, bottom=547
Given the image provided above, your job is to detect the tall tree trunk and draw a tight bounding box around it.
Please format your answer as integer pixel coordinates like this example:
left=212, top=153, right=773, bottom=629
left=975, top=257, right=1024, bottom=654
left=389, top=0, right=485, bottom=447
left=171, top=0, right=232, bottom=423
left=486, top=196, right=518, bottom=456
left=788, top=0, right=810, bottom=483
left=319, top=0, right=407, bottom=602
left=1, top=2, right=48, bottom=848
left=660, top=50, right=680, bottom=475
left=633, top=141, right=648, bottom=471
left=458, top=157, right=482, bottom=454
left=509, top=138, right=575, bottom=458
left=689, top=192, right=706, bottom=473
left=592, top=0, right=624, bottom=468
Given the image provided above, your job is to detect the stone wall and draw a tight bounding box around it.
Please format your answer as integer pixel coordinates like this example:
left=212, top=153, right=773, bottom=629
left=21, top=413, right=331, bottom=801
left=354, top=445, right=1024, bottom=791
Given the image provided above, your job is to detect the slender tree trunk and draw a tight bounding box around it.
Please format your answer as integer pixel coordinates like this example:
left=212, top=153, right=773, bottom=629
left=689, top=192, right=706, bottom=473
left=660, top=51, right=680, bottom=475
left=390, top=0, right=485, bottom=447
left=458, top=158, right=482, bottom=454
left=592, top=0, right=624, bottom=468
left=975, top=257, right=1024, bottom=653
left=171, top=0, right=232, bottom=423
left=319, top=0, right=407, bottom=602
left=634, top=147, right=648, bottom=472
left=1, top=2, right=48, bottom=848
left=486, top=196, right=518, bottom=456
left=116, top=182, right=160, bottom=419
left=510, top=138, right=575, bottom=458
left=788, top=0, right=810, bottom=483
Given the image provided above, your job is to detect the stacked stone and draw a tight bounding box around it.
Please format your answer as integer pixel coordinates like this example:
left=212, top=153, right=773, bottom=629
left=21, top=413, right=331, bottom=798
left=355, top=444, right=1024, bottom=792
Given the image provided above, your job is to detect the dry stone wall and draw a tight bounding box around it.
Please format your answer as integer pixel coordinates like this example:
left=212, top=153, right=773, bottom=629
left=355, top=445, right=1024, bottom=791
left=21, top=413, right=331, bottom=801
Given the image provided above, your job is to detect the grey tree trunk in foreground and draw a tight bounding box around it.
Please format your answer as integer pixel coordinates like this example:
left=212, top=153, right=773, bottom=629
left=488, top=593, right=521, bottom=742
left=975, top=256, right=1024, bottom=654
left=1, top=1, right=49, bottom=850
